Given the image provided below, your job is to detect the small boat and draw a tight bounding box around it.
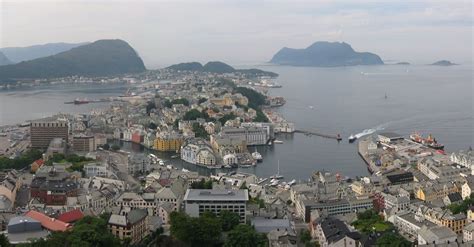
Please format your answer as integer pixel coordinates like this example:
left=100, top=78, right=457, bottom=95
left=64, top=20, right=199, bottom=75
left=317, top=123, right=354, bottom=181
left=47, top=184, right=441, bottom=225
left=252, top=148, right=263, bottom=162
left=270, top=160, right=284, bottom=179
left=273, top=140, right=284, bottom=144
left=270, top=180, right=279, bottom=186
left=166, top=165, right=173, bottom=170
left=348, top=135, right=357, bottom=143
left=287, top=179, right=296, bottom=186
left=159, top=160, right=165, bottom=166
left=181, top=168, right=190, bottom=172
left=337, top=134, right=342, bottom=141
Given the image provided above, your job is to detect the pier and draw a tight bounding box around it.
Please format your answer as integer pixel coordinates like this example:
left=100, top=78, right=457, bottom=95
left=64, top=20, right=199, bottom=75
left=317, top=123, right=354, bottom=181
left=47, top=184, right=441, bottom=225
left=294, top=129, right=342, bottom=140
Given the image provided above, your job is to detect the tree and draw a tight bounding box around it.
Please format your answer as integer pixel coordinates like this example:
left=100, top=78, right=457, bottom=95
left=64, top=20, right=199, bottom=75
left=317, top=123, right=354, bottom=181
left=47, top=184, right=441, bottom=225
left=146, top=101, right=156, bottom=115
left=300, top=229, right=312, bottom=243
left=192, top=123, right=209, bottom=139
left=171, top=98, right=190, bottom=106
left=148, top=122, right=158, bottom=130
left=198, top=98, right=207, bottom=104
left=101, top=143, right=110, bottom=150
left=224, top=225, right=266, bottom=247
left=234, top=87, right=266, bottom=109
left=0, top=148, right=42, bottom=170
left=218, top=113, right=236, bottom=125
left=191, top=178, right=212, bottom=189
left=220, top=210, right=240, bottom=232
left=0, top=234, right=10, bottom=247
left=111, top=144, right=120, bottom=151
left=183, top=109, right=205, bottom=121
left=170, top=211, right=222, bottom=247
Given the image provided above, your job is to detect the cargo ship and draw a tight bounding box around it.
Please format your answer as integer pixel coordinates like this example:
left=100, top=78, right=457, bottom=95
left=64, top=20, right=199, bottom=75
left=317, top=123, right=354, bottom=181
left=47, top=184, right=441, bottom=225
left=410, top=132, right=444, bottom=150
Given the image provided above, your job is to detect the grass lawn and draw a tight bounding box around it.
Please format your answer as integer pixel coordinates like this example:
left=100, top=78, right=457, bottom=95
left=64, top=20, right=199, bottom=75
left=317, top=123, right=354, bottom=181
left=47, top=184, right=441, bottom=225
left=373, top=222, right=391, bottom=231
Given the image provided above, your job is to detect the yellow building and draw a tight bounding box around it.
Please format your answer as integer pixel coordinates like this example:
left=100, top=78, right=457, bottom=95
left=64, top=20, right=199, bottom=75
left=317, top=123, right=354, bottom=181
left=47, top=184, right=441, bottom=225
left=154, top=134, right=183, bottom=152
left=415, top=182, right=460, bottom=202
left=418, top=205, right=467, bottom=234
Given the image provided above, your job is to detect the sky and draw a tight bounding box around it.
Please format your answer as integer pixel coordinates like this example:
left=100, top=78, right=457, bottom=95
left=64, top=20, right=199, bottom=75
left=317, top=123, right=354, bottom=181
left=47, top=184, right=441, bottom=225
left=0, top=0, right=472, bottom=68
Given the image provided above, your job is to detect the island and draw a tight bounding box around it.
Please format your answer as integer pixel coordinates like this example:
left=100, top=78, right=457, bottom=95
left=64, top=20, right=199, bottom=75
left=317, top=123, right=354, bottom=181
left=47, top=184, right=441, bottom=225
left=431, top=60, right=457, bottom=66
left=0, top=39, right=146, bottom=82
left=270, top=41, right=384, bottom=67
left=0, top=42, right=89, bottom=64
left=167, top=61, right=278, bottom=77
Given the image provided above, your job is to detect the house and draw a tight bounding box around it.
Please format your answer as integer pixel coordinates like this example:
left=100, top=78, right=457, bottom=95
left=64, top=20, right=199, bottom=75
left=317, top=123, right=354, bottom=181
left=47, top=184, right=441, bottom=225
left=462, top=176, right=474, bottom=199
left=157, top=202, right=174, bottom=225
left=314, top=217, right=361, bottom=247
left=443, top=192, right=463, bottom=206
left=417, top=225, right=457, bottom=245
left=463, top=222, right=474, bottom=242
left=108, top=208, right=148, bottom=244
left=267, top=228, right=297, bottom=247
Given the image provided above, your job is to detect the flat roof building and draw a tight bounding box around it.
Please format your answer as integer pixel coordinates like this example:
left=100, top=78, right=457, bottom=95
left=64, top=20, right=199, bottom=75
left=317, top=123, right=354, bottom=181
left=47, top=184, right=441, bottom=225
left=30, top=118, right=68, bottom=149
left=184, top=189, right=249, bottom=223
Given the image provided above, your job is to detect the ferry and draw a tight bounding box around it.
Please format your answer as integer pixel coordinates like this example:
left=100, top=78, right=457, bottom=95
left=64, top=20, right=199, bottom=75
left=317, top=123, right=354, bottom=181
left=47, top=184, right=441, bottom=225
left=348, top=135, right=357, bottom=143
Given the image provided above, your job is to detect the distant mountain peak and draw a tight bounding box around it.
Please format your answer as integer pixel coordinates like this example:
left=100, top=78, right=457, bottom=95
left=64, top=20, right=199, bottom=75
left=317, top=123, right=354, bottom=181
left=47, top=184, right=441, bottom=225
left=270, top=41, right=383, bottom=67
left=0, top=51, right=12, bottom=66
left=431, top=60, right=457, bottom=66
left=0, top=42, right=90, bottom=63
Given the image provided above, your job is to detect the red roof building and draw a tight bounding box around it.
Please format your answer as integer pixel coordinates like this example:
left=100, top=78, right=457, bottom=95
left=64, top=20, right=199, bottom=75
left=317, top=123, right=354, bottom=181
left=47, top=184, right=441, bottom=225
left=25, top=210, right=70, bottom=232
left=57, top=209, right=84, bottom=223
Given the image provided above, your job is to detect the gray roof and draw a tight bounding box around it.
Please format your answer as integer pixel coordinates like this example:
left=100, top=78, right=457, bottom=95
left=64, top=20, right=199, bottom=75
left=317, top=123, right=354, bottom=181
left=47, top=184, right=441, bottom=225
left=251, top=218, right=291, bottom=233
left=184, top=189, right=249, bottom=201
left=418, top=226, right=457, bottom=242
left=378, top=132, right=403, bottom=139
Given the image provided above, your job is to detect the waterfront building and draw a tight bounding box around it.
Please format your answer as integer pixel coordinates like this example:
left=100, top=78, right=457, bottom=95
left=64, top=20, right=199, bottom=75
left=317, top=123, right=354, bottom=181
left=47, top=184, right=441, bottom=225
left=154, top=132, right=183, bottom=152
left=377, top=132, right=404, bottom=143
left=184, top=189, right=249, bottom=223
left=72, top=134, right=96, bottom=152
left=220, top=126, right=270, bottom=146
left=181, top=138, right=217, bottom=167
left=210, top=135, right=247, bottom=157
left=451, top=150, right=473, bottom=168
left=108, top=209, right=148, bottom=244
left=30, top=118, right=69, bottom=149
left=143, top=132, right=156, bottom=149
left=131, top=130, right=145, bottom=144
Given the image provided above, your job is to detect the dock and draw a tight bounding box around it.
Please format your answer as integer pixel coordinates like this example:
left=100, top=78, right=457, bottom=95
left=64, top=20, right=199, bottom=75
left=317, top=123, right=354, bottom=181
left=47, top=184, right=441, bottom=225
left=295, top=129, right=342, bottom=140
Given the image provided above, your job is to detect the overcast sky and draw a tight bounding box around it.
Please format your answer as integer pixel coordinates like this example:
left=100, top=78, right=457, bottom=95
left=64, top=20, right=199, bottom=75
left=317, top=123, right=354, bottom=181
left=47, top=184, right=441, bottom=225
left=1, top=0, right=472, bottom=68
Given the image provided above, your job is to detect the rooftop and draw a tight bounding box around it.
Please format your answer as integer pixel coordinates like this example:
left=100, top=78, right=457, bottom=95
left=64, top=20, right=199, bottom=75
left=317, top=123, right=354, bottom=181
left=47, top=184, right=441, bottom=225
left=184, top=189, right=249, bottom=201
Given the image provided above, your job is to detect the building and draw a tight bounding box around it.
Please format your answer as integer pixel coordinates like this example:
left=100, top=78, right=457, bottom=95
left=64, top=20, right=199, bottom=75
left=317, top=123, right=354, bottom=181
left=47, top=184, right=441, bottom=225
left=462, top=176, right=474, bottom=199
left=415, top=181, right=460, bottom=202
left=417, top=158, right=470, bottom=180
left=154, top=132, right=183, bottom=152
left=108, top=209, right=148, bottom=244
left=463, top=222, right=474, bottom=242
left=267, top=228, right=297, bottom=247
left=451, top=150, right=473, bottom=168
left=30, top=165, right=80, bottom=205
left=220, top=126, right=270, bottom=146
left=416, top=205, right=467, bottom=234
left=6, top=216, right=49, bottom=244
left=314, top=217, right=361, bottom=247
left=83, top=163, right=108, bottom=177
left=417, top=225, right=457, bottom=245
left=181, top=138, right=217, bottom=167
left=43, top=138, right=67, bottom=161
left=128, top=154, right=152, bottom=174
left=377, top=132, right=404, bottom=143
left=25, top=210, right=70, bottom=232
left=0, top=170, right=21, bottom=210
left=300, top=198, right=373, bottom=222
left=184, top=189, right=249, bottom=223
left=389, top=211, right=437, bottom=240
left=30, top=118, right=69, bottom=149
left=72, top=134, right=96, bottom=152
left=210, top=135, right=247, bottom=157
left=30, top=159, right=44, bottom=173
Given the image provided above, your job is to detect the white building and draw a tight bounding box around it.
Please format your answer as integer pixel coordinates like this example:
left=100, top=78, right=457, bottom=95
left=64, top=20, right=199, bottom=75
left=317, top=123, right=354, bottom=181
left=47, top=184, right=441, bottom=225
left=184, top=189, right=248, bottom=223
left=83, top=163, right=109, bottom=178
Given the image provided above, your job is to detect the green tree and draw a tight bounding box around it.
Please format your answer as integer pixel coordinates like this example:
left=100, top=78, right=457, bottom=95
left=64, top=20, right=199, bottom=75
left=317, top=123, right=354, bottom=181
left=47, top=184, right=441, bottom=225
left=170, top=211, right=222, bottom=246
left=218, top=113, right=236, bottom=125
left=234, top=87, right=266, bottom=109
left=101, top=143, right=110, bottom=150
left=148, top=122, right=158, bottom=130
left=198, top=98, right=207, bottom=104
left=171, top=98, right=190, bottom=106
left=183, top=109, right=205, bottom=121
left=192, top=123, right=209, bottom=139
left=220, top=210, right=240, bottom=232
left=300, top=229, right=312, bottom=243
left=146, top=101, right=156, bottom=115
left=0, top=233, right=10, bottom=247
left=0, top=148, right=42, bottom=170
left=224, top=225, right=265, bottom=247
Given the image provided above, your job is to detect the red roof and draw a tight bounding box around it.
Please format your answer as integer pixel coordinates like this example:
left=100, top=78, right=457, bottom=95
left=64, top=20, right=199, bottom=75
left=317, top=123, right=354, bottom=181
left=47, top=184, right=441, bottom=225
left=57, top=209, right=84, bottom=223
left=34, top=159, right=44, bottom=166
left=25, top=210, right=70, bottom=232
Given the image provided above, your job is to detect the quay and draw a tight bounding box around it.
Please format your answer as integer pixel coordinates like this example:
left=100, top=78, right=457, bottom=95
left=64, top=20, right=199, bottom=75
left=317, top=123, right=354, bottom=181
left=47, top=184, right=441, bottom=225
left=295, top=129, right=342, bottom=141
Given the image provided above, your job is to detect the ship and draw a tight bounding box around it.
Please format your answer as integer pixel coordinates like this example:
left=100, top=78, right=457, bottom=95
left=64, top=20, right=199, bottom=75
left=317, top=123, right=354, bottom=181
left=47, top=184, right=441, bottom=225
left=410, top=132, right=445, bottom=150
left=252, top=149, right=263, bottom=162
left=73, top=98, right=89, bottom=105
left=348, top=135, right=356, bottom=143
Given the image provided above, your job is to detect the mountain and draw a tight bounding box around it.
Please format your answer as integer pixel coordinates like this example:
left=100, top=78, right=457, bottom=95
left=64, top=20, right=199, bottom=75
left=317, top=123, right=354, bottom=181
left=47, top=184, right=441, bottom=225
left=431, top=60, right=457, bottom=66
left=270, top=41, right=384, bottom=67
left=0, top=39, right=146, bottom=81
left=0, top=42, right=89, bottom=63
left=167, top=61, right=278, bottom=77
left=0, top=52, right=12, bottom=66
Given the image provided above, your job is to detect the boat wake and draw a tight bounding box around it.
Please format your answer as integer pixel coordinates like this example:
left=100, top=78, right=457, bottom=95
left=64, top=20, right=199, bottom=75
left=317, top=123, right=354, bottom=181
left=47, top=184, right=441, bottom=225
left=354, top=125, right=385, bottom=139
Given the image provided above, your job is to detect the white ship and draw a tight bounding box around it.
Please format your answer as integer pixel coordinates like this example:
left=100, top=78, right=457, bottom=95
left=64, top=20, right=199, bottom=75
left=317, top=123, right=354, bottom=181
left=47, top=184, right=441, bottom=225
left=252, top=149, right=263, bottom=162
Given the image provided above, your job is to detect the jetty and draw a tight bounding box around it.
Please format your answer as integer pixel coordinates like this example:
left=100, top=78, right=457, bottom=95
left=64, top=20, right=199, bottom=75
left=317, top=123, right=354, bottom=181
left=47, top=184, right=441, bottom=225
left=295, top=129, right=342, bottom=140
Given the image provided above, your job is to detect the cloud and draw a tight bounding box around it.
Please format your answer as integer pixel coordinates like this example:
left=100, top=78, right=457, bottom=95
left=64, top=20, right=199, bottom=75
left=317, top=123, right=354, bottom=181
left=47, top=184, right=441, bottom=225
left=0, top=0, right=472, bottom=67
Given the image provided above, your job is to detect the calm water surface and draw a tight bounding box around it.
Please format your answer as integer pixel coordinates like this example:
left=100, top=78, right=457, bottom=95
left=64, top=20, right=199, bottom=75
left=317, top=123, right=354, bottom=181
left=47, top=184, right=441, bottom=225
left=1, top=65, right=472, bottom=180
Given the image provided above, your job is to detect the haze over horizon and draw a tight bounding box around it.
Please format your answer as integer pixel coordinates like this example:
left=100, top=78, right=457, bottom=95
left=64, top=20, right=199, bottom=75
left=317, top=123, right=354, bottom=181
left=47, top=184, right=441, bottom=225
left=1, top=0, right=472, bottom=68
